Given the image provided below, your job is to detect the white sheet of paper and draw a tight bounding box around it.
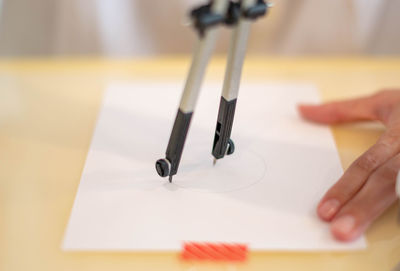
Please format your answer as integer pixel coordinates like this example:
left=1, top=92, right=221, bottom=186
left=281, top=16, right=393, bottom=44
left=63, top=81, right=367, bottom=251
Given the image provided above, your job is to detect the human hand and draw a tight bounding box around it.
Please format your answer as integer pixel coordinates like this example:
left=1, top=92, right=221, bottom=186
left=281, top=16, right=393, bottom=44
left=298, top=90, right=400, bottom=241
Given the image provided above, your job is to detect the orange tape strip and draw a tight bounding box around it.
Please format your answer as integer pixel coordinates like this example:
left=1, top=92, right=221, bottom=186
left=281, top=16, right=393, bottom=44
left=181, top=242, right=248, bottom=262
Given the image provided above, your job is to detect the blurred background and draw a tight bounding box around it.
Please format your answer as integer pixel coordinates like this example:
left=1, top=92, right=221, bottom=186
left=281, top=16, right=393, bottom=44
left=0, top=0, right=399, bottom=57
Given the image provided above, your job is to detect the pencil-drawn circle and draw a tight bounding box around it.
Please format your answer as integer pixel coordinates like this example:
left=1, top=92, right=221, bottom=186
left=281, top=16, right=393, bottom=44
left=173, top=148, right=267, bottom=193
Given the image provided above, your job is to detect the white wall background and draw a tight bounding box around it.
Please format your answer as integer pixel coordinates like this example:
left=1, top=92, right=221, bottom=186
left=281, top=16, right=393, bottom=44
left=0, top=0, right=398, bottom=56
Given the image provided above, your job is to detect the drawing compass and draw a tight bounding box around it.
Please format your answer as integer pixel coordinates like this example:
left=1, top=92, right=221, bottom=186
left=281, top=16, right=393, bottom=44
left=155, top=0, right=270, bottom=181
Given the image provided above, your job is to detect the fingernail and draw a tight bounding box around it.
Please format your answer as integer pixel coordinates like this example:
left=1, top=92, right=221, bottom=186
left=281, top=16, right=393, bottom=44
left=331, top=215, right=356, bottom=237
left=318, top=199, right=340, bottom=220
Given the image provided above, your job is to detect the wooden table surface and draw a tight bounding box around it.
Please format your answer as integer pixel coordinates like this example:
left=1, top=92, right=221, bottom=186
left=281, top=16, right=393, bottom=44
left=0, top=57, right=399, bottom=271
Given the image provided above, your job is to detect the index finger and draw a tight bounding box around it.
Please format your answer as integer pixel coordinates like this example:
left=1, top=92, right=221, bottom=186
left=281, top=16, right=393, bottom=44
left=298, top=94, right=380, bottom=124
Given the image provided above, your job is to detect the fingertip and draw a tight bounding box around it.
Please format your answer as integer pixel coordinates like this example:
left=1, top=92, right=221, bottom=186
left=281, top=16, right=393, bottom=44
left=330, top=215, right=362, bottom=242
left=297, top=104, right=333, bottom=124
left=297, top=104, right=319, bottom=115
left=297, top=104, right=312, bottom=117
left=297, top=104, right=309, bottom=110
left=317, top=199, right=340, bottom=221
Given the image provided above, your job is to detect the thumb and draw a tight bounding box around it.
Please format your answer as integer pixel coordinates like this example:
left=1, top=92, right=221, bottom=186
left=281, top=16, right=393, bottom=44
left=298, top=94, right=381, bottom=125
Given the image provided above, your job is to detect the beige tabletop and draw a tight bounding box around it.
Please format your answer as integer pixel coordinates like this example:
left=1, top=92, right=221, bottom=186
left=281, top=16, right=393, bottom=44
left=0, top=57, right=399, bottom=271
